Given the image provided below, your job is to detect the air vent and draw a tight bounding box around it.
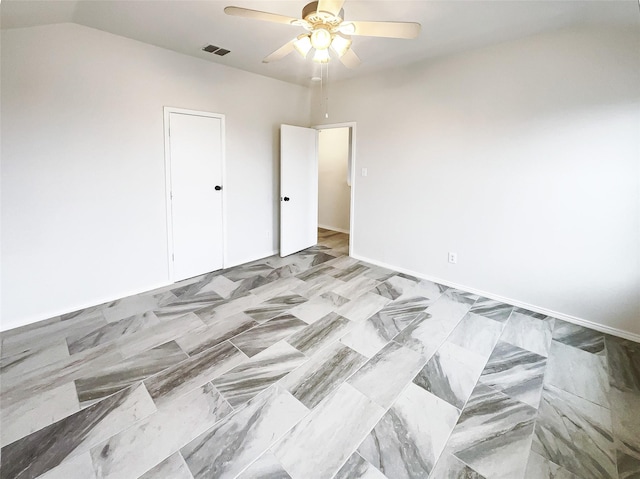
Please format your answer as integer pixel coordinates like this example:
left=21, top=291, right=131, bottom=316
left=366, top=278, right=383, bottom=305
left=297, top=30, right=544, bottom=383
left=202, top=45, right=231, bottom=56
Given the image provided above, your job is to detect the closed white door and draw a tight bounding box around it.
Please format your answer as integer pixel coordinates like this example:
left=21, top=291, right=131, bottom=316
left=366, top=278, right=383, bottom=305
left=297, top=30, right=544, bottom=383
left=167, top=111, right=224, bottom=281
left=280, top=124, right=318, bottom=257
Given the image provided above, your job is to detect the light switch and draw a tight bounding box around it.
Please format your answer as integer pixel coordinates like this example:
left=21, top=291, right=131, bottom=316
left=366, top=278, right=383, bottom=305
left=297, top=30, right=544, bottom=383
left=361, top=168, right=368, bottom=177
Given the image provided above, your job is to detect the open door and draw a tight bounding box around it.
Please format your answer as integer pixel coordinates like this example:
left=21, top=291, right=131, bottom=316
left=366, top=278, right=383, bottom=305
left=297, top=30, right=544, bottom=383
left=280, top=124, right=318, bottom=257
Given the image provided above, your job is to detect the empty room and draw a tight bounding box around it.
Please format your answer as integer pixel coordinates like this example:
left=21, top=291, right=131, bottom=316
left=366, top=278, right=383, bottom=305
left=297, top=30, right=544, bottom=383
left=1, top=1, right=639, bottom=478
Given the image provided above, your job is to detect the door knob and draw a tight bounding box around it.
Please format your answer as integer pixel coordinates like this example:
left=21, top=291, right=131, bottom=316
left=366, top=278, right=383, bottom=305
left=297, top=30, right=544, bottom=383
left=215, top=185, right=222, bottom=191
left=283, top=196, right=290, bottom=202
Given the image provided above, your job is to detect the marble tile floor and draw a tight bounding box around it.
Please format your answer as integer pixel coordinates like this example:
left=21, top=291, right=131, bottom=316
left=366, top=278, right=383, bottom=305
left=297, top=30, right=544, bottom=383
left=1, top=228, right=639, bottom=479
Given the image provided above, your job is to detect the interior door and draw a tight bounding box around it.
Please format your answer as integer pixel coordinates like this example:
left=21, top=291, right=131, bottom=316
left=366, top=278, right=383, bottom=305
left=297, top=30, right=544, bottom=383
left=280, top=124, right=318, bottom=257
left=168, top=112, right=224, bottom=281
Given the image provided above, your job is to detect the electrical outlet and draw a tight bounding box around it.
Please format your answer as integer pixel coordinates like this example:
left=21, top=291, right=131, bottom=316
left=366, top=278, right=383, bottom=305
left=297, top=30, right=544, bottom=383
left=361, top=168, right=368, bottom=177
left=448, top=252, right=457, bottom=264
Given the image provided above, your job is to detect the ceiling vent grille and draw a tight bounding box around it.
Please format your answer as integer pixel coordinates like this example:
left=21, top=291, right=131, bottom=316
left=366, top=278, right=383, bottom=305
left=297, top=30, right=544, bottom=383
left=202, top=45, right=231, bottom=56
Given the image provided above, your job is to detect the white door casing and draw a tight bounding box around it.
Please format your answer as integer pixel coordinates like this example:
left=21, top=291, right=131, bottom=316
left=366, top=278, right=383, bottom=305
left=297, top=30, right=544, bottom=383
left=165, top=108, right=224, bottom=281
left=280, top=124, right=318, bottom=257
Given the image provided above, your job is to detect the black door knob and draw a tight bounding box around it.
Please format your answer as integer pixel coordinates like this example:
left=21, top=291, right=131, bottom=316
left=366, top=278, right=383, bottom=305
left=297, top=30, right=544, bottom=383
left=283, top=196, right=290, bottom=201
left=215, top=185, right=222, bottom=191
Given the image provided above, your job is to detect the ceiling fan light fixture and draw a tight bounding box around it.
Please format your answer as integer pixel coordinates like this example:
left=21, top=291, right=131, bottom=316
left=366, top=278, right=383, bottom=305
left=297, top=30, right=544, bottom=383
left=293, top=35, right=313, bottom=58
left=330, top=34, right=351, bottom=57
left=313, top=48, right=331, bottom=63
left=310, top=28, right=332, bottom=50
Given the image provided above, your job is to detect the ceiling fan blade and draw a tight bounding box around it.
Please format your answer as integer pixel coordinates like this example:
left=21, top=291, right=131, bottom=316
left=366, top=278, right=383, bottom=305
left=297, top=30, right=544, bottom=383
left=262, top=38, right=296, bottom=63
left=339, top=48, right=361, bottom=69
left=340, top=21, right=421, bottom=39
left=317, top=0, right=346, bottom=16
left=224, top=6, right=300, bottom=26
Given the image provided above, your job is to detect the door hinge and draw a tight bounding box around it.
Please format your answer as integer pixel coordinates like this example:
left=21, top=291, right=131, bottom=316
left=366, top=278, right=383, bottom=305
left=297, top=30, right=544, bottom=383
left=170, top=191, right=173, bottom=200
left=172, top=253, right=175, bottom=262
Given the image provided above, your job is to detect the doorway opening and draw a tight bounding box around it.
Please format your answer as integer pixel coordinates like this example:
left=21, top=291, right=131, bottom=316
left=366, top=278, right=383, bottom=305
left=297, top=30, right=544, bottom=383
left=316, top=123, right=355, bottom=257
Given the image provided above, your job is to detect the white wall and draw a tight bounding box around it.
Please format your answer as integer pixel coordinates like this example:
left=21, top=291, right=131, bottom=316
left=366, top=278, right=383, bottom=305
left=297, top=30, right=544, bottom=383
left=314, top=25, right=640, bottom=337
left=318, top=127, right=350, bottom=232
left=1, top=23, right=310, bottom=330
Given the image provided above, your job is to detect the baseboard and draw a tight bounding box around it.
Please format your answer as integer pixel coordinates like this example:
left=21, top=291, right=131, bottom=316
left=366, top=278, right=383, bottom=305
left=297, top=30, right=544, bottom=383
left=2, top=250, right=287, bottom=333
left=318, top=224, right=350, bottom=234
left=226, top=250, right=280, bottom=269
left=0, top=280, right=173, bottom=333
left=352, top=253, right=640, bottom=343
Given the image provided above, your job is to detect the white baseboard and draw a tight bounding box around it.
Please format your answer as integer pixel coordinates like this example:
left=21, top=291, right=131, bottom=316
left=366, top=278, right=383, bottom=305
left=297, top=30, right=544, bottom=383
left=319, top=224, right=350, bottom=234
left=352, top=253, right=640, bottom=343
left=0, top=280, right=173, bottom=333
left=226, top=249, right=280, bottom=269
left=1, top=250, right=287, bottom=333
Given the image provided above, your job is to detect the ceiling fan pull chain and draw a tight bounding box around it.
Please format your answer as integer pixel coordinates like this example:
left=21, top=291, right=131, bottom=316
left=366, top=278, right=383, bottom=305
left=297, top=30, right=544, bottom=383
left=325, top=61, right=330, bottom=119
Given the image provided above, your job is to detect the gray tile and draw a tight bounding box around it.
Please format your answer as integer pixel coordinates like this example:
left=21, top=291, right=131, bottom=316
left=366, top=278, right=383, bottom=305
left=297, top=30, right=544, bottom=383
left=544, top=340, right=609, bottom=408
left=213, top=341, right=307, bottom=407
left=286, top=312, right=353, bottom=356
left=139, top=453, right=194, bottom=479
left=181, top=385, right=308, bottom=479
left=524, top=451, right=581, bottom=479
left=36, top=453, right=97, bottom=479
left=101, top=292, right=175, bottom=323
left=144, top=340, right=246, bottom=407
left=0, top=381, right=80, bottom=448
left=610, top=386, right=640, bottom=459
left=236, top=451, right=291, bottom=479
left=394, top=292, right=472, bottom=360
left=469, top=297, right=514, bottom=323
left=90, top=383, right=232, bottom=479
left=348, top=341, right=426, bottom=408
left=429, top=452, right=486, bottom=479
left=479, top=340, right=547, bottom=409
left=339, top=296, right=431, bottom=358
left=280, top=342, right=367, bottom=409
left=272, top=383, right=384, bottom=479
left=0, top=383, right=156, bottom=479
left=1, top=312, right=108, bottom=358
left=175, top=312, right=258, bottom=356
left=230, top=314, right=308, bottom=357
left=153, top=293, right=225, bottom=321
left=616, top=449, right=640, bottom=479
left=501, top=310, right=555, bottom=357
left=244, top=294, right=309, bottom=323
left=66, top=311, right=160, bottom=355
left=74, top=341, right=188, bottom=407
left=334, top=453, right=387, bottom=479
left=288, top=295, right=340, bottom=324
left=552, top=319, right=605, bottom=355
left=0, top=339, right=70, bottom=381
left=446, top=383, right=537, bottom=479
left=358, top=383, right=460, bottom=478
left=336, top=292, right=391, bottom=322
left=332, top=275, right=380, bottom=300
left=413, top=341, right=486, bottom=410
left=446, top=312, right=505, bottom=358
left=606, top=336, right=640, bottom=393
left=532, top=384, right=616, bottom=479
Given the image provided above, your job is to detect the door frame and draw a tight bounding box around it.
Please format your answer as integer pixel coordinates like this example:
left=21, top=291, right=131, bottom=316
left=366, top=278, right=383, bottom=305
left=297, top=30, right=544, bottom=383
left=163, top=106, right=227, bottom=282
left=314, top=121, right=356, bottom=257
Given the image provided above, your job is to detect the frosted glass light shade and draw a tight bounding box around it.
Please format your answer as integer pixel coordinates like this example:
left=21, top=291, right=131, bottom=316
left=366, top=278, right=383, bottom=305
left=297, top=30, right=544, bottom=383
left=310, top=28, right=332, bottom=50
left=330, top=34, right=351, bottom=57
left=313, top=48, right=330, bottom=63
left=294, top=35, right=312, bottom=58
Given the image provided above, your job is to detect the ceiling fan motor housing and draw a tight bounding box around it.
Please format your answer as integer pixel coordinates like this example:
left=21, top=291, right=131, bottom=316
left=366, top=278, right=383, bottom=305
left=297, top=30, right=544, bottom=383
left=302, top=1, right=344, bottom=28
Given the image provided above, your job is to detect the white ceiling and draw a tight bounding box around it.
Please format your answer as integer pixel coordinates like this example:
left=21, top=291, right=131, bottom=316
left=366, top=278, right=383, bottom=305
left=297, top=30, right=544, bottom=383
left=1, top=0, right=638, bottom=85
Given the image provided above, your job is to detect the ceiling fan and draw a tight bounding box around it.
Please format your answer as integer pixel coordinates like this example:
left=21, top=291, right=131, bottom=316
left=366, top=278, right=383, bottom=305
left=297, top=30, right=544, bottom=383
left=224, top=1, right=421, bottom=68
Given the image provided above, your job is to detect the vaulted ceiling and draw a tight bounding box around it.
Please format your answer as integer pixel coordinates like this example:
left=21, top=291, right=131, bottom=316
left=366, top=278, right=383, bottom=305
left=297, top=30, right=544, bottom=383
left=1, top=0, right=637, bottom=85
